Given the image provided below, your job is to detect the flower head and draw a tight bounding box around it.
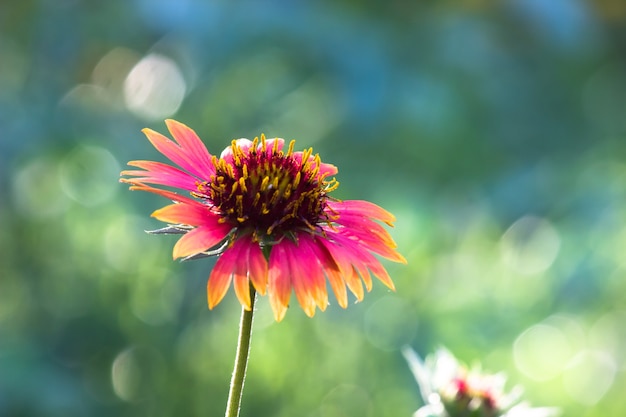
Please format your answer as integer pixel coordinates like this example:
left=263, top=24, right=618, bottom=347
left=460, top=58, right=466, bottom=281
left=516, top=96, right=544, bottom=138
left=402, top=347, right=560, bottom=417
left=121, top=120, right=406, bottom=321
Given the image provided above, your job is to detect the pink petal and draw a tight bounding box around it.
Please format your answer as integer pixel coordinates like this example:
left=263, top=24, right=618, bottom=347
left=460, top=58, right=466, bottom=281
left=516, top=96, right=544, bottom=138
left=331, top=231, right=396, bottom=291
left=325, top=231, right=374, bottom=290
left=347, top=254, right=373, bottom=292
left=283, top=237, right=328, bottom=316
left=318, top=162, right=338, bottom=178
left=165, top=120, right=215, bottom=176
left=330, top=207, right=406, bottom=264
left=125, top=184, right=201, bottom=207
left=246, top=241, right=268, bottom=295
left=122, top=160, right=200, bottom=191
left=207, top=243, right=240, bottom=309
left=286, top=251, right=317, bottom=317
left=231, top=241, right=253, bottom=309
left=350, top=246, right=395, bottom=290
left=327, top=200, right=396, bottom=226
left=364, top=256, right=395, bottom=290
left=334, top=212, right=397, bottom=245
left=151, top=202, right=224, bottom=227
left=259, top=137, right=285, bottom=158
left=220, top=139, right=254, bottom=165
left=142, top=127, right=212, bottom=180
left=335, top=224, right=406, bottom=264
left=172, top=225, right=231, bottom=259
left=292, top=152, right=338, bottom=179
left=343, top=265, right=364, bottom=301
left=297, top=235, right=329, bottom=310
left=268, top=242, right=292, bottom=322
left=307, top=237, right=348, bottom=308
left=318, top=237, right=366, bottom=302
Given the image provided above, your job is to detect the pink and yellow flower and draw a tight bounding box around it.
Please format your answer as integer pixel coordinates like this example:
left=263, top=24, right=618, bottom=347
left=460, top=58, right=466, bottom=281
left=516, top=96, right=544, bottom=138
left=121, top=120, right=406, bottom=321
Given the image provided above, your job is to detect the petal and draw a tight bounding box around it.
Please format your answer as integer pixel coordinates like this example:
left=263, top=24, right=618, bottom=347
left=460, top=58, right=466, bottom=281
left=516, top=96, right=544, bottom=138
left=325, top=264, right=348, bottom=308
left=260, top=137, right=285, bottom=158
left=207, top=244, right=239, bottom=309
left=282, top=238, right=325, bottom=317
left=172, top=225, right=231, bottom=259
left=364, top=255, right=395, bottom=291
left=331, top=208, right=406, bottom=264
left=267, top=242, right=292, bottom=322
left=292, top=152, right=338, bottom=179
left=142, top=126, right=212, bottom=179
left=220, top=138, right=254, bottom=164
left=323, top=240, right=365, bottom=301
left=348, top=254, right=373, bottom=292
left=121, top=160, right=200, bottom=191
left=335, top=213, right=398, bottom=247
left=336, top=225, right=407, bottom=264
left=343, top=265, right=364, bottom=301
left=327, top=200, right=396, bottom=226
left=318, top=162, right=338, bottom=178
left=332, top=232, right=396, bottom=291
left=322, top=230, right=397, bottom=296
left=125, top=183, right=201, bottom=207
left=230, top=241, right=253, bottom=309
left=297, top=235, right=329, bottom=310
left=165, top=119, right=215, bottom=176
left=151, top=202, right=223, bottom=227
left=308, top=238, right=348, bottom=308
left=285, top=250, right=316, bottom=317
left=329, top=232, right=374, bottom=291
left=290, top=152, right=309, bottom=170
left=246, top=241, right=268, bottom=295
left=346, top=244, right=392, bottom=291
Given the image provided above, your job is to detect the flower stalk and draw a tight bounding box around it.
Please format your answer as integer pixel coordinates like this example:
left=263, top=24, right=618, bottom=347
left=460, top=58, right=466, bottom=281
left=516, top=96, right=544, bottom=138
left=225, top=285, right=257, bottom=417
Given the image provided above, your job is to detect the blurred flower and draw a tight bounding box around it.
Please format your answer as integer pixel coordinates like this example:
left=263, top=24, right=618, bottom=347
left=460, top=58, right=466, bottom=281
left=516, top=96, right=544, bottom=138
left=121, top=120, right=406, bottom=321
left=402, top=347, right=560, bottom=417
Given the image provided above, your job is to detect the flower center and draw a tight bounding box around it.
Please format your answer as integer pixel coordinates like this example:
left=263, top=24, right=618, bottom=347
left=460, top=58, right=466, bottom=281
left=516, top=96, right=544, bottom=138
left=443, top=377, right=499, bottom=417
left=197, top=137, right=338, bottom=240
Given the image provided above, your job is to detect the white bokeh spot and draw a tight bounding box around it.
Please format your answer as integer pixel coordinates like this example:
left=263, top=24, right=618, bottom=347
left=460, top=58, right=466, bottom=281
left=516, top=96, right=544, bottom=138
left=124, top=53, right=186, bottom=120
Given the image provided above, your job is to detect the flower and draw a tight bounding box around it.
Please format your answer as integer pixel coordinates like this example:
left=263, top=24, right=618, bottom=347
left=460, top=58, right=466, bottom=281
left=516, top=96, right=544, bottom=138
left=120, top=120, right=406, bottom=321
left=402, top=347, right=560, bottom=417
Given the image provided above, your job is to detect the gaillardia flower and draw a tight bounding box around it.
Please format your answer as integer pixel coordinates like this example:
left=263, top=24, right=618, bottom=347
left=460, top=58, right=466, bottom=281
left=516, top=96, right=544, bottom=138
left=121, top=120, right=406, bottom=321
left=402, top=347, right=560, bottom=417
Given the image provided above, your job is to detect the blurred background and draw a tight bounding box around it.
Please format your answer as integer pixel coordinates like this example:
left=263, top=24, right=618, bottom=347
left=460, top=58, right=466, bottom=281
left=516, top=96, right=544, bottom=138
left=1, top=0, right=626, bottom=416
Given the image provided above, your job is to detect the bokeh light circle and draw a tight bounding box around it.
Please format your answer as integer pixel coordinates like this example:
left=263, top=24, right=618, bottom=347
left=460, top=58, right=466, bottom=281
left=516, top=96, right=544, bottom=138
left=59, top=145, right=120, bottom=207
left=124, top=53, right=187, bottom=120
left=111, top=346, right=166, bottom=402
left=513, top=323, right=572, bottom=381
left=12, top=156, right=70, bottom=218
left=111, top=348, right=141, bottom=402
left=364, top=296, right=417, bottom=351
left=562, top=350, right=616, bottom=406
left=500, top=215, right=561, bottom=275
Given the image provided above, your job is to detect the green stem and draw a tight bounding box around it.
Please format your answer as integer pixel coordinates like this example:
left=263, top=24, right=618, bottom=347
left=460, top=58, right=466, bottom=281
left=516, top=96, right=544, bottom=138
left=224, top=286, right=257, bottom=417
